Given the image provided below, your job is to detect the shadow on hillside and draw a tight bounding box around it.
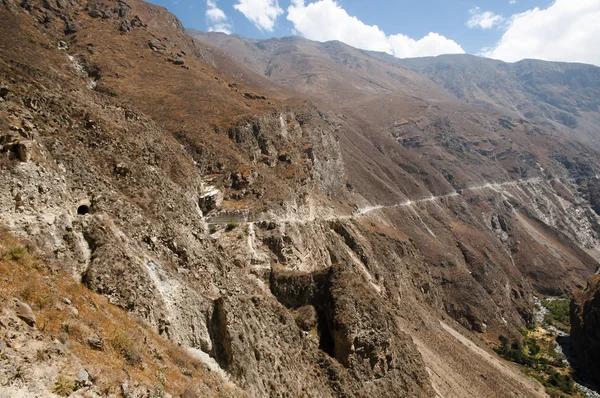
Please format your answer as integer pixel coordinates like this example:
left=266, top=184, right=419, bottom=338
left=556, top=335, right=600, bottom=397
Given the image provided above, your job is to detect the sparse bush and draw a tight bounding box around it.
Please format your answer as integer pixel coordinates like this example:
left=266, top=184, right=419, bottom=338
left=167, top=344, right=202, bottom=371
left=546, top=370, right=575, bottom=394
left=152, top=384, right=165, bottom=398
left=61, top=320, right=71, bottom=334
left=180, top=367, right=192, bottom=377
left=111, top=331, right=142, bottom=365
left=494, top=336, right=536, bottom=367
left=36, top=349, right=47, bottom=362
left=156, top=370, right=168, bottom=386
left=53, top=374, right=75, bottom=396
left=3, top=246, right=27, bottom=261
left=33, top=292, right=53, bottom=311
left=225, top=222, right=237, bottom=231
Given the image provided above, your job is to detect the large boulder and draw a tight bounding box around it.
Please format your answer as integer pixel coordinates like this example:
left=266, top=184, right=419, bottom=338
left=198, top=187, right=223, bottom=213
left=0, top=84, right=8, bottom=99
left=15, top=300, right=36, bottom=327
left=570, top=274, right=600, bottom=384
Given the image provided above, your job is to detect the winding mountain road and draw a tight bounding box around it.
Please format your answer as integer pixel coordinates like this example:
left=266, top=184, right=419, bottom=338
left=207, top=175, right=599, bottom=226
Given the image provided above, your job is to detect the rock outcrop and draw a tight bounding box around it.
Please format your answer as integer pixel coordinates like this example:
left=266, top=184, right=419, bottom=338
left=571, top=274, right=600, bottom=384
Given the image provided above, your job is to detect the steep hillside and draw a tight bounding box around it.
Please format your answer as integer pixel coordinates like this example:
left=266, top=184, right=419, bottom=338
left=0, top=231, right=244, bottom=397
left=1, top=1, right=600, bottom=397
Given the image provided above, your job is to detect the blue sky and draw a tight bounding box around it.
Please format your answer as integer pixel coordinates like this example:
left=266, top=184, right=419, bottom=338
left=148, top=0, right=600, bottom=65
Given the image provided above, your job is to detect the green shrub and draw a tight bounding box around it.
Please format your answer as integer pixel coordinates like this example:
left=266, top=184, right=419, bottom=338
left=225, top=222, right=238, bottom=231
left=546, top=370, right=576, bottom=394
left=494, top=336, right=537, bottom=367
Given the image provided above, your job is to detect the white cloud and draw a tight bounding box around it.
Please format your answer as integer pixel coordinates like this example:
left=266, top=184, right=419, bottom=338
left=509, top=0, right=517, bottom=4
left=467, top=7, right=504, bottom=29
left=234, top=0, right=283, bottom=31
left=388, top=32, right=465, bottom=58
left=483, top=0, right=600, bottom=66
left=206, top=0, right=232, bottom=34
left=287, top=0, right=464, bottom=58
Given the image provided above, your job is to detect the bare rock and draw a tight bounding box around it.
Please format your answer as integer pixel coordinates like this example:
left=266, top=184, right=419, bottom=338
left=87, top=337, right=104, bottom=351
left=148, top=39, right=166, bottom=53
left=199, top=187, right=223, bottom=213
left=231, top=170, right=253, bottom=189
left=119, top=20, right=131, bottom=34
left=16, top=140, right=34, bottom=162
left=15, top=301, right=36, bottom=327
left=167, top=55, right=184, bottom=65
left=76, top=369, right=92, bottom=387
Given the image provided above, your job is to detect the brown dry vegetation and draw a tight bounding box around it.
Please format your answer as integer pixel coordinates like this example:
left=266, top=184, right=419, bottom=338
left=0, top=230, right=245, bottom=397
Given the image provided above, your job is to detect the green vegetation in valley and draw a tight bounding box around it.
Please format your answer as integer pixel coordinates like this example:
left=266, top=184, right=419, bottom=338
left=495, top=327, right=578, bottom=396
left=542, top=297, right=571, bottom=333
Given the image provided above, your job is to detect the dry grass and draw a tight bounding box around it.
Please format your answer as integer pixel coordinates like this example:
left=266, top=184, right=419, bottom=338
left=52, top=373, right=76, bottom=396
left=0, top=230, right=246, bottom=397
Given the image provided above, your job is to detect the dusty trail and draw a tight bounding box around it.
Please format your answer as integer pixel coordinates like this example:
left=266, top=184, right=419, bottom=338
left=207, top=176, right=599, bottom=226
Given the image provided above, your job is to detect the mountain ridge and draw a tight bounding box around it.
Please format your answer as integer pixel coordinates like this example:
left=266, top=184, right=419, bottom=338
left=193, top=31, right=600, bottom=149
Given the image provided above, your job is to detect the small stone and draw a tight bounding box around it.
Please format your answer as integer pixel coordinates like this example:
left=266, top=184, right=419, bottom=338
left=16, top=140, right=34, bottom=162
left=76, top=369, right=91, bottom=387
left=63, top=298, right=72, bottom=305
left=22, top=120, right=35, bottom=132
left=64, top=21, right=79, bottom=34
left=473, top=321, right=487, bottom=333
left=121, top=381, right=133, bottom=398
left=0, top=85, right=8, bottom=99
left=68, top=306, right=79, bottom=317
left=87, top=337, right=104, bottom=350
left=15, top=301, right=36, bottom=327
left=58, top=40, right=68, bottom=51
left=119, top=20, right=131, bottom=33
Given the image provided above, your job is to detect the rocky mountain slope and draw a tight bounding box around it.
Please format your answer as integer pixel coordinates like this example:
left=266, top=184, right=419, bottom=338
left=395, top=55, right=600, bottom=150
left=1, top=1, right=600, bottom=397
left=0, top=231, right=243, bottom=398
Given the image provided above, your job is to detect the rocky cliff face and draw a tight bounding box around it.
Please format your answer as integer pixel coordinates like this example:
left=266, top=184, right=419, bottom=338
left=571, top=274, right=600, bottom=385
left=1, top=1, right=600, bottom=397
